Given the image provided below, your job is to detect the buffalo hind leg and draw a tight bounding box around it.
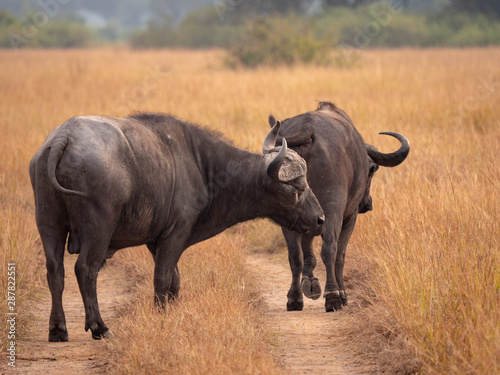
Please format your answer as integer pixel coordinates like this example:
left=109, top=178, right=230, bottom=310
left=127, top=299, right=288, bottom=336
left=74, top=230, right=112, bottom=340
left=301, top=234, right=321, bottom=300
left=336, top=214, right=358, bottom=306
left=282, top=228, right=304, bottom=311
left=42, top=232, right=69, bottom=342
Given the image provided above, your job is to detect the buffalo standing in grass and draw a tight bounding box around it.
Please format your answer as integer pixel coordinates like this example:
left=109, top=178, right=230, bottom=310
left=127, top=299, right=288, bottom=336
left=30, top=113, right=325, bottom=341
left=269, top=102, right=410, bottom=312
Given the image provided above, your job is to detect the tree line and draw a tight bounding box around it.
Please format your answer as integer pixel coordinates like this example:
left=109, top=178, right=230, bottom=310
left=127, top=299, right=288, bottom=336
left=1, top=0, right=499, bottom=56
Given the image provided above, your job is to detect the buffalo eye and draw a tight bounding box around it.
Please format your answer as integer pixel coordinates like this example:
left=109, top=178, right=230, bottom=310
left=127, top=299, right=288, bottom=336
left=296, top=188, right=305, bottom=200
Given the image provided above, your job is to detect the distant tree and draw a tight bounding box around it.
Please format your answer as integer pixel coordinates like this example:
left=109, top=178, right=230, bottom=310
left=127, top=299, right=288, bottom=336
left=448, top=0, right=500, bottom=18
left=325, top=0, right=362, bottom=6
left=0, top=10, right=21, bottom=48
left=217, top=0, right=304, bottom=19
left=0, top=9, right=17, bottom=26
left=324, top=0, right=388, bottom=7
left=129, top=15, right=176, bottom=48
left=0, top=10, right=100, bottom=49
left=36, top=20, right=98, bottom=48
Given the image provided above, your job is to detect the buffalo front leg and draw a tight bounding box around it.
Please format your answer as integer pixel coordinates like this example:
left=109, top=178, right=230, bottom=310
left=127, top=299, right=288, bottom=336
left=169, top=265, right=180, bottom=301
left=336, top=213, right=358, bottom=306
left=301, top=234, right=321, bottom=300
left=321, top=219, right=343, bottom=312
left=153, top=236, right=186, bottom=309
left=282, top=228, right=304, bottom=311
left=42, top=233, right=68, bottom=342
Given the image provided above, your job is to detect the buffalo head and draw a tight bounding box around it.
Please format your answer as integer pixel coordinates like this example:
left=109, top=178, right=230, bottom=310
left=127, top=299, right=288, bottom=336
left=262, top=121, right=324, bottom=235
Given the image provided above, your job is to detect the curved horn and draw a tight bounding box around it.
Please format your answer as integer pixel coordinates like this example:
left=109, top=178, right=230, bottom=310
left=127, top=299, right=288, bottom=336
left=366, top=132, right=410, bottom=167
left=267, top=139, right=287, bottom=181
left=262, top=120, right=281, bottom=154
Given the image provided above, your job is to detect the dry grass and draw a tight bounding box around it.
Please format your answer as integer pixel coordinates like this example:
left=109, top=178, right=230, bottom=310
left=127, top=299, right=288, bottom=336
left=0, top=47, right=498, bottom=374
left=107, top=227, right=282, bottom=375
left=349, top=49, right=500, bottom=375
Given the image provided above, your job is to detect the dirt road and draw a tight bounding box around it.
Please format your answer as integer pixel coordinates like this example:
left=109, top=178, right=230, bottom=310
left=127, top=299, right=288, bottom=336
left=10, top=254, right=131, bottom=375
left=6, top=249, right=375, bottom=375
left=247, top=252, right=376, bottom=374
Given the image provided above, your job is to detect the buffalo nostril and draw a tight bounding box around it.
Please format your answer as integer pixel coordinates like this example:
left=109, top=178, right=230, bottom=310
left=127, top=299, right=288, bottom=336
left=317, top=215, right=325, bottom=226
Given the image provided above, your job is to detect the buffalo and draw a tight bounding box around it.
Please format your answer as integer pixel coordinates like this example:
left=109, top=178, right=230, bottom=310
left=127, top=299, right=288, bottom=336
left=29, top=113, right=324, bottom=341
left=269, top=102, right=410, bottom=312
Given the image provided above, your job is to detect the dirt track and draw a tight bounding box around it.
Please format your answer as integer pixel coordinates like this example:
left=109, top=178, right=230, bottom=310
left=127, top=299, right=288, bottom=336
left=247, top=252, right=376, bottom=374
left=10, top=254, right=131, bottom=375
left=6, top=250, right=375, bottom=375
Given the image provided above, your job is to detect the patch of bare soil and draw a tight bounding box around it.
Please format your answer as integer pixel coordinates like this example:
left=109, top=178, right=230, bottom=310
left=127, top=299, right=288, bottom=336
left=247, top=252, right=377, bottom=375
left=7, top=254, right=131, bottom=375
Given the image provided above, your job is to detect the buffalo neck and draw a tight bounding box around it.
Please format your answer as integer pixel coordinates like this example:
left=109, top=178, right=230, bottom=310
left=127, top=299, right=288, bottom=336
left=186, top=130, right=270, bottom=247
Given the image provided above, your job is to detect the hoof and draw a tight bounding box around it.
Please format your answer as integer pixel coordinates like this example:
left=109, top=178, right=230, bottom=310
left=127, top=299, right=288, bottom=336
left=48, top=324, right=68, bottom=342
left=324, top=291, right=343, bottom=312
left=91, top=327, right=112, bottom=340
left=287, top=299, right=304, bottom=311
left=87, top=322, right=111, bottom=340
left=339, top=290, right=348, bottom=306
left=302, top=277, right=321, bottom=300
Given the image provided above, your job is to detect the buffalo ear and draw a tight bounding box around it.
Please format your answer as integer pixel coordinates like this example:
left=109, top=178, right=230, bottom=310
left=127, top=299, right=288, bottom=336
left=369, top=163, right=379, bottom=177
left=268, top=114, right=276, bottom=128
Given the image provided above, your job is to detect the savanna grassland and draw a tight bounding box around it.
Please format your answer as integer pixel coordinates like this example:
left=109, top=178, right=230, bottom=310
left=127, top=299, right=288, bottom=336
left=0, top=48, right=498, bottom=374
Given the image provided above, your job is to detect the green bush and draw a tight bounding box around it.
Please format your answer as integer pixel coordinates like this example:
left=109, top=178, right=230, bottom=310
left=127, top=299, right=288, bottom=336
left=176, top=7, right=243, bottom=48
left=0, top=10, right=99, bottom=49
left=130, top=8, right=244, bottom=49
left=374, top=15, right=428, bottom=47
left=316, top=5, right=500, bottom=48
left=128, top=3, right=500, bottom=55
left=0, top=11, right=17, bottom=47
left=425, top=12, right=500, bottom=46
left=129, top=16, right=176, bottom=48
left=36, top=21, right=98, bottom=48
left=229, top=16, right=332, bottom=68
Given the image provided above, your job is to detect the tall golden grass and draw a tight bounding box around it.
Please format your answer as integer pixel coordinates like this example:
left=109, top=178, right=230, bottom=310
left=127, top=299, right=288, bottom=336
left=107, top=225, right=282, bottom=374
left=0, top=47, right=498, bottom=374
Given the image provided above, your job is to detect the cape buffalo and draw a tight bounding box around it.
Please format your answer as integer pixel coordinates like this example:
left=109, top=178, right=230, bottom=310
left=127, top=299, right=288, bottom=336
left=269, top=102, right=410, bottom=312
left=30, top=113, right=324, bottom=341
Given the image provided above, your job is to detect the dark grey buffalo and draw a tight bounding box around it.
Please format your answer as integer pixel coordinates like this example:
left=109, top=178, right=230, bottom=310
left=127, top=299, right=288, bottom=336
left=269, top=102, right=410, bottom=312
left=30, top=113, right=325, bottom=341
